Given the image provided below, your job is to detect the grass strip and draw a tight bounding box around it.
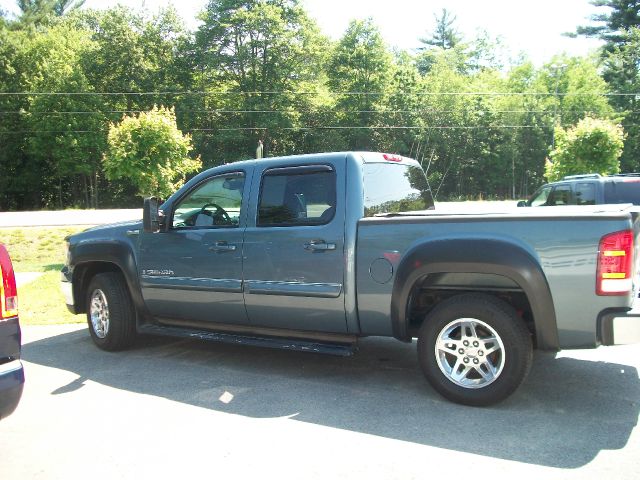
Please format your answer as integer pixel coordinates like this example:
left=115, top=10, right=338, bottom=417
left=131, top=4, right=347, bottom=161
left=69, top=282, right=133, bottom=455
left=19, top=271, right=84, bottom=325
left=0, top=226, right=87, bottom=272
left=0, top=226, right=90, bottom=325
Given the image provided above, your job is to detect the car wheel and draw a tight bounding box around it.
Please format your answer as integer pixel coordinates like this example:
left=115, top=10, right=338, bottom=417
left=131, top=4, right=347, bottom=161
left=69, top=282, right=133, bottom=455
left=417, top=293, right=532, bottom=406
left=86, top=272, right=136, bottom=351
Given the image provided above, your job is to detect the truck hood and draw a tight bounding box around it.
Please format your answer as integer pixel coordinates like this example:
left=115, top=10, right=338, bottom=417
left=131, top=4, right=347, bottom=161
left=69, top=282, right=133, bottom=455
left=67, top=220, right=143, bottom=244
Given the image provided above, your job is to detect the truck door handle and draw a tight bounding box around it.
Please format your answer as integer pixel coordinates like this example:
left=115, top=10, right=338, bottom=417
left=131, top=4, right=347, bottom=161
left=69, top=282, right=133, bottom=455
left=304, top=240, right=336, bottom=251
left=209, top=241, right=237, bottom=253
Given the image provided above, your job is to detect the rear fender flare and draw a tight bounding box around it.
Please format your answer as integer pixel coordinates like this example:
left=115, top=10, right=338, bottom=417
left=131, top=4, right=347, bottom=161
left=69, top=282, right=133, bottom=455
left=391, top=237, right=559, bottom=350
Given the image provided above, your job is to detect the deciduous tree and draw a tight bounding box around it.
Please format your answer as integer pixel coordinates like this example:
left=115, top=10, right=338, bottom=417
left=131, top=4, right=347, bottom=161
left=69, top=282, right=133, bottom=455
left=327, top=18, right=393, bottom=150
left=104, top=106, right=201, bottom=198
left=546, top=116, right=625, bottom=181
left=194, top=0, right=326, bottom=161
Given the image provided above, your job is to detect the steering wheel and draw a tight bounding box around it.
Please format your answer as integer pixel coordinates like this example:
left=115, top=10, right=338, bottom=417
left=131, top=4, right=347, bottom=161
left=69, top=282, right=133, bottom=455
left=199, top=202, right=232, bottom=225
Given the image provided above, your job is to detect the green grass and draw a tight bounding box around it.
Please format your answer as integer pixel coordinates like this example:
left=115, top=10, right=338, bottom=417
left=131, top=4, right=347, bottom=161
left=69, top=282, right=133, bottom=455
left=0, top=226, right=90, bottom=325
left=19, top=271, right=83, bottom=325
left=0, top=226, right=87, bottom=272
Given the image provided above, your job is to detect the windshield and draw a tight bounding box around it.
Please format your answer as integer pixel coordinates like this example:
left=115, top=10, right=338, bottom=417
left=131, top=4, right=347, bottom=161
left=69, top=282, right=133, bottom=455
left=363, top=163, right=434, bottom=217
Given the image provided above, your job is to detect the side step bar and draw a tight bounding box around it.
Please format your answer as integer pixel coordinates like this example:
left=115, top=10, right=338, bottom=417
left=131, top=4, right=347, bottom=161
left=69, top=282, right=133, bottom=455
left=139, top=324, right=357, bottom=357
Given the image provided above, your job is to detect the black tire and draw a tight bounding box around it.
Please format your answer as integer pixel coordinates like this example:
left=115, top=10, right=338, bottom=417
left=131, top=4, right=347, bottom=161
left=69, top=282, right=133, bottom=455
left=417, top=293, right=532, bottom=406
left=86, top=272, right=137, bottom=351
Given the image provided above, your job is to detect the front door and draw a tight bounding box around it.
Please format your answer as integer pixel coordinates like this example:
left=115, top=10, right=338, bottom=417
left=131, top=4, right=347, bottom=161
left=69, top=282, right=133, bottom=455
left=242, top=161, right=347, bottom=333
left=139, top=171, right=249, bottom=325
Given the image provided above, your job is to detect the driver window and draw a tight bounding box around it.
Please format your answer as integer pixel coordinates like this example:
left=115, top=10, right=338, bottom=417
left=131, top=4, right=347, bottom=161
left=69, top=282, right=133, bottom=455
left=172, top=173, right=245, bottom=229
left=530, top=185, right=552, bottom=206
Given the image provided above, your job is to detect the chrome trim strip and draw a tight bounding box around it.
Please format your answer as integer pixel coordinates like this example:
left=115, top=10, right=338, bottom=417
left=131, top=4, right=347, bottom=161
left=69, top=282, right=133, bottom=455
left=0, top=359, right=22, bottom=376
left=245, top=280, right=342, bottom=298
left=141, top=276, right=243, bottom=293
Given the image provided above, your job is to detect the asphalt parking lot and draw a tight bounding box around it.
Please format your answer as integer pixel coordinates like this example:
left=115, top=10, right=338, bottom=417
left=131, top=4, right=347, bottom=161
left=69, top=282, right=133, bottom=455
left=1, top=324, right=638, bottom=479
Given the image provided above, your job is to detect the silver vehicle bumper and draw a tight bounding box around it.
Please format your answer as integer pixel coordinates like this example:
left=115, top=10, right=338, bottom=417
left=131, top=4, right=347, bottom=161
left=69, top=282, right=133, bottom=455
left=61, top=279, right=74, bottom=308
left=599, top=303, right=640, bottom=345
left=0, top=359, right=23, bottom=376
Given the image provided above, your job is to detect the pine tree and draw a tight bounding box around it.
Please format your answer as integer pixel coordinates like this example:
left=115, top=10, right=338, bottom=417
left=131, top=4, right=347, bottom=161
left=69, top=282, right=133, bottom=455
left=419, top=8, right=462, bottom=50
left=571, top=0, right=640, bottom=51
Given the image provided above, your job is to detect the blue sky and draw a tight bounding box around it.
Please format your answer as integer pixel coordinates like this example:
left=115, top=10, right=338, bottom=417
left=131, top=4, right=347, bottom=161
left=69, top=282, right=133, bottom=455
left=1, top=0, right=605, bottom=65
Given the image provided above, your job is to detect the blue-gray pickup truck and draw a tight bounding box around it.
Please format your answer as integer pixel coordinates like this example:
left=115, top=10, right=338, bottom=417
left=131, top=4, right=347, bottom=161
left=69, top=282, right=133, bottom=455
left=61, top=152, right=640, bottom=405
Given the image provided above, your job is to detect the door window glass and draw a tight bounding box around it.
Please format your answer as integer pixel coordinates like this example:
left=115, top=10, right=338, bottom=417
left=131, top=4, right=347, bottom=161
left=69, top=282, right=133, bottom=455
left=258, top=167, right=336, bottom=227
left=548, top=185, right=571, bottom=205
left=575, top=183, right=596, bottom=205
left=172, top=174, right=245, bottom=228
left=529, top=185, right=552, bottom=206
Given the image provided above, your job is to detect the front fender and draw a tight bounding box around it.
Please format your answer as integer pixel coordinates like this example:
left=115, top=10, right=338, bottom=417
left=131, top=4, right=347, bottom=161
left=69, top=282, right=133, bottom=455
left=390, top=237, right=559, bottom=350
left=70, top=239, right=144, bottom=316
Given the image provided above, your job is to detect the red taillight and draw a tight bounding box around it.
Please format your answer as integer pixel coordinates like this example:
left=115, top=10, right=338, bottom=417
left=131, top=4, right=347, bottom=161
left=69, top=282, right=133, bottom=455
left=0, top=244, right=18, bottom=319
left=596, top=230, right=635, bottom=296
left=382, top=153, right=402, bottom=162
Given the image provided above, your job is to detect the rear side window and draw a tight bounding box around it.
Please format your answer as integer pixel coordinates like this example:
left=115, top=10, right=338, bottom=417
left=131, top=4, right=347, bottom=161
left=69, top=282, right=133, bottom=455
left=575, top=182, right=596, bottom=205
left=604, top=180, right=640, bottom=205
left=363, top=163, right=434, bottom=217
left=258, top=166, right=336, bottom=227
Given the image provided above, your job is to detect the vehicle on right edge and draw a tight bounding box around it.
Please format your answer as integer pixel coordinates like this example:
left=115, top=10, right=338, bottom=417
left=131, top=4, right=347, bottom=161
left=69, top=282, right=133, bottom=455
left=518, top=173, right=640, bottom=207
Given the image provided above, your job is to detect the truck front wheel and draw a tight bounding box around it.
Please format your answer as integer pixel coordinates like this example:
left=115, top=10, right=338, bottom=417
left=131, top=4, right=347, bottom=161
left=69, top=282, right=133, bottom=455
left=86, top=272, right=137, bottom=351
left=417, top=293, right=532, bottom=406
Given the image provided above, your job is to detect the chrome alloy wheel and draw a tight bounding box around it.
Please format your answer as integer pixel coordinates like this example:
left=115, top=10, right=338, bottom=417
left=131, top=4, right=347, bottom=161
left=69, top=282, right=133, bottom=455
left=89, top=289, right=110, bottom=339
left=434, top=318, right=505, bottom=389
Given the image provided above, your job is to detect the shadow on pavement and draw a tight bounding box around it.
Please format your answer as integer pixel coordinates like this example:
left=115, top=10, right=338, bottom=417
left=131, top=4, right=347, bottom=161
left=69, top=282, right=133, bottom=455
left=23, top=328, right=640, bottom=469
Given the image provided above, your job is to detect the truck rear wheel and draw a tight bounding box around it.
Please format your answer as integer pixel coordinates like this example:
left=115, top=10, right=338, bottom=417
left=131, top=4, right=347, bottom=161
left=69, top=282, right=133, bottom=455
left=417, top=293, right=532, bottom=406
left=86, top=272, right=137, bottom=351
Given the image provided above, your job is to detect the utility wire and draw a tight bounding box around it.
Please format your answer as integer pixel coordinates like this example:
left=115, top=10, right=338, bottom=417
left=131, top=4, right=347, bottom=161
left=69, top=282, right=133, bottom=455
left=3, top=124, right=640, bottom=135
left=0, top=90, right=639, bottom=97
left=2, top=108, right=634, bottom=115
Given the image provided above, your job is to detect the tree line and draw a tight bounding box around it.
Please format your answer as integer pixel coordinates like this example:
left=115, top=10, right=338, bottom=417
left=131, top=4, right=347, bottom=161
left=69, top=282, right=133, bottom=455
left=0, top=0, right=639, bottom=210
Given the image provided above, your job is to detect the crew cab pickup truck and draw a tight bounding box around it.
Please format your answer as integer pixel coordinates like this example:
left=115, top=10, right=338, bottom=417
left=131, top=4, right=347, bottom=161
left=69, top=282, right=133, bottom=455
left=61, top=152, right=640, bottom=406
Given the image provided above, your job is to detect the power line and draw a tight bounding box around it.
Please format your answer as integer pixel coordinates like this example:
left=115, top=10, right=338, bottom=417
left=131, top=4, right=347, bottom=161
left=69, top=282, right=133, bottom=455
left=2, top=108, right=633, bottom=115
left=0, top=90, right=639, bottom=97
left=2, top=124, right=640, bottom=135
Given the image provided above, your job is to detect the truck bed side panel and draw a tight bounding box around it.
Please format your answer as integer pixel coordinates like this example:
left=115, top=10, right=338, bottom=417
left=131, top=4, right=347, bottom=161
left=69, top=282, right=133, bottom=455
left=356, top=212, right=635, bottom=348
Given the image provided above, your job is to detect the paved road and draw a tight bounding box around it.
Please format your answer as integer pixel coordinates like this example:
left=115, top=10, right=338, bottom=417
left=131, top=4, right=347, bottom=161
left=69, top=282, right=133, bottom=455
left=1, top=325, right=638, bottom=479
left=0, top=209, right=141, bottom=227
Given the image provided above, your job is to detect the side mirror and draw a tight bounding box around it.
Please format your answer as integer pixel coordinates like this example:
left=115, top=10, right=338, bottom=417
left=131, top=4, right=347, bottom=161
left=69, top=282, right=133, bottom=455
left=143, top=197, right=163, bottom=233
left=516, top=200, right=527, bottom=207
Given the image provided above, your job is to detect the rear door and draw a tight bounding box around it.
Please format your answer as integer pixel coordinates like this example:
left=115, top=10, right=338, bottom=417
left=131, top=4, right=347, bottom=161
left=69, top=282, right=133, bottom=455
left=242, top=158, right=348, bottom=333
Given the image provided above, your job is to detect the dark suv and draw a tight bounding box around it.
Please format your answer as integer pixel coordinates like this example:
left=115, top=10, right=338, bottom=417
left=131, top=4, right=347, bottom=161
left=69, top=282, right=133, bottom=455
left=0, top=244, right=23, bottom=420
left=518, top=174, right=640, bottom=207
